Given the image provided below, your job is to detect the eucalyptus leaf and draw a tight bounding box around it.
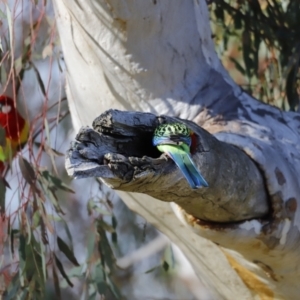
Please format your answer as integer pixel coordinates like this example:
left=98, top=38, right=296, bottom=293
left=97, top=227, right=115, bottom=270
left=57, top=236, right=79, bottom=266
left=0, top=178, right=6, bottom=215
left=54, top=254, right=73, bottom=287
left=29, top=61, right=46, bottom=96
left=52, top=263, right=62, bottom=300
left=41, top=170, right=75, bottom=193
left=18, top=156, right=36, bottom=186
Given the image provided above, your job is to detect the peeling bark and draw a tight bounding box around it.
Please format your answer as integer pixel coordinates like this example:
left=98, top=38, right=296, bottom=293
left=67, top=109, right=268, bottom=222
left=54, top=0, right=300, bottom=298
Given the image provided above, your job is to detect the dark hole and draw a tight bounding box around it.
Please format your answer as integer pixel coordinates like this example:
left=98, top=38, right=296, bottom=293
left=94, top=128, right=161, bottom=159
left=134, top=130, right=161, bottom=158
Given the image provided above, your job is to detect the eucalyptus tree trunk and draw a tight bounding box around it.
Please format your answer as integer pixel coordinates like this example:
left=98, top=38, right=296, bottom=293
left=54, top=0, right=300, bottom=299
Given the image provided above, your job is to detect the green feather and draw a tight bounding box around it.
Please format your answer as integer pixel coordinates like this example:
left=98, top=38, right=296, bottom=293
left=157, top=144, right=208, bottom=189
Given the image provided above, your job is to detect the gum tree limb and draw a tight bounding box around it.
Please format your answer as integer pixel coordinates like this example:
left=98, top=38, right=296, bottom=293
left=66, top=109, right=268, bottom=222
left=53, top=0, right=300, bottom=298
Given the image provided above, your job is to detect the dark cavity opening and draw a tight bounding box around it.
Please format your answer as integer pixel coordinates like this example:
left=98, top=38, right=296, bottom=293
left=132, top=130, right=161, bottom=158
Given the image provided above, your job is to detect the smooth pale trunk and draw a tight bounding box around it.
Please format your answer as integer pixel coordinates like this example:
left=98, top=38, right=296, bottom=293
left=55, top=0, right=300, bottom=299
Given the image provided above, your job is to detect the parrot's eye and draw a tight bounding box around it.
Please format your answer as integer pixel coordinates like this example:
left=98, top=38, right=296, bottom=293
left=1, top=104, right=11, bottom=114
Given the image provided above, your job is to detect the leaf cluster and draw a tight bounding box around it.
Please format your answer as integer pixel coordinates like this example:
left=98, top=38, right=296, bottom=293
left=2, top=158, right=122, bottom=300
left=210, top=0, right=300, bottom=111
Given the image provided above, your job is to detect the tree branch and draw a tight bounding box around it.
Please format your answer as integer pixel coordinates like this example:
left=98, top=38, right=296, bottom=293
left=55, top=0, right=300, bottom=297
left=66, top=109, right=269, bottom=222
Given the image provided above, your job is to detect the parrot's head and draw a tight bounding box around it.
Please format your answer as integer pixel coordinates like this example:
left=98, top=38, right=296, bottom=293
left=153, top=123, right=197, bottom=152
left=0, top=95, right=26, bottom=139
left=0, top=95, right=15, bottom=115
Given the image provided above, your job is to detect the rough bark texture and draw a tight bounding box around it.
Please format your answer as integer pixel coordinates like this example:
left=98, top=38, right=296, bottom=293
left=54, top=0, right=300, bottom=298
left=67, top=110, right=268, bottom=222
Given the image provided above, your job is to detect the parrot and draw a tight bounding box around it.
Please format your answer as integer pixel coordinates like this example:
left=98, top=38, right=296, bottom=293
left=0, top=95, right=29, bottom=175
left=153, top=122, right=208, bottom=189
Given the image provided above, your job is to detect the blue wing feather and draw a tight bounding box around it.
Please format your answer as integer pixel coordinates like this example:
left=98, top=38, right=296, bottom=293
left=166, top=150, right=197, bottom=189
left=182, top=153, right=208, bottom=187
left=154, top=135, right=208, bottom=189
left=153, top=136, right=169, bottom=146
left=153, top=135, right=191, bottom=147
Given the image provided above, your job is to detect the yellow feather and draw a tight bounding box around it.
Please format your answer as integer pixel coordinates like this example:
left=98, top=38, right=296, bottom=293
left=0, top=120, right=29, bottom=163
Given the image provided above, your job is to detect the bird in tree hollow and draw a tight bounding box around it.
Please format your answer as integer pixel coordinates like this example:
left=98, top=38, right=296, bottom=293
left=153, top=122, right=208, bottom=189
left=0, top=95, right=29, bottom=174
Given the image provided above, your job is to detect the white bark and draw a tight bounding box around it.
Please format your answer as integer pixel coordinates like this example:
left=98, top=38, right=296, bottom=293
left=54, top=0, right=300, bottom=299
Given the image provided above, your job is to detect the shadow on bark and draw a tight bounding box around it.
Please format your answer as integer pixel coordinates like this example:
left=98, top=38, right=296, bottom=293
left=66, top=109, right=269, bottom=223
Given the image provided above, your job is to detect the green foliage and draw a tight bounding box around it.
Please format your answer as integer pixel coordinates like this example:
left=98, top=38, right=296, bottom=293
left=2, top=1, right=299, bottom=299
left=57, top=214, right=122, bottom=300
left=0, top=2, right=123, bottom=300
left=210, top=0, right=300, bottom=111
left=145, top=244, right=176, bottom=276
left=2, top=158, right=123, bottom=299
